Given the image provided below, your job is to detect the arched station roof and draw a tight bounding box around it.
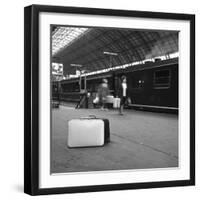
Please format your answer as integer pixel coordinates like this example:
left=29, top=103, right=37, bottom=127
left=52, top=26, right=178, bottom=75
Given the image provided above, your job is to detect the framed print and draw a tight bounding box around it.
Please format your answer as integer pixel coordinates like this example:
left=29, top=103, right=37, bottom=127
left=24, top=4, right=195, bottom=195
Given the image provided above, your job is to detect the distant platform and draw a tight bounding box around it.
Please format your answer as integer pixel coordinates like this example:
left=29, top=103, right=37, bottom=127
left=51, top=104, right=178, bottom=174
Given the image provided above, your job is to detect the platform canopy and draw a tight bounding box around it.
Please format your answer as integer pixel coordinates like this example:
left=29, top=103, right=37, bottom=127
left=52, top=26, right=178, bottom=75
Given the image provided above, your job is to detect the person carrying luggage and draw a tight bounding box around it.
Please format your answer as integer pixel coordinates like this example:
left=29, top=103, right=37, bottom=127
left=97, top=78, right=109, bottom=110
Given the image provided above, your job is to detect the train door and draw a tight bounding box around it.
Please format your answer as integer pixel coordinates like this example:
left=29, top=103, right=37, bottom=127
left=79, top=74, right=87, bottom=93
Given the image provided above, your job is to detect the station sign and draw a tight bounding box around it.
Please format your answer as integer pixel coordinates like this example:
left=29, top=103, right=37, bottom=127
left=52, top=63, right=63, bottom=76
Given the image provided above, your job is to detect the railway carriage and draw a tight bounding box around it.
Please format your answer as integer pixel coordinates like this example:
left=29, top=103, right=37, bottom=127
left=52, top=58, right=178, bottom=113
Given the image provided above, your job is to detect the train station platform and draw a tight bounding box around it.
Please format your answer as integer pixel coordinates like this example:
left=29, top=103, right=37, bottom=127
left=51, top=104, right=178, bottom=174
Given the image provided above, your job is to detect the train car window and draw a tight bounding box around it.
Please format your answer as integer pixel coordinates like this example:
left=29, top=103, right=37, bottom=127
left=154, top=69, right=171, bottom=89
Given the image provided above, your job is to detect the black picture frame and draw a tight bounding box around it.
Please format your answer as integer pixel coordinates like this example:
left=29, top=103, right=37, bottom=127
left=24, top=4, right=195, bottom=196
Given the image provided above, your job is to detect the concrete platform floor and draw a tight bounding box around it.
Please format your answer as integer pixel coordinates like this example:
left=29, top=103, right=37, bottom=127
left=51, top=105, right=178, bottom=173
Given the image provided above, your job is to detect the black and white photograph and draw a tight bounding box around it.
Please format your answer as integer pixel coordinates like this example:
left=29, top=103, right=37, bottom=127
left=24, top=5, right=195, bottom=195
left=0, top=0, right=198, bottom=198
left=51, top=26, right=179, bottom=174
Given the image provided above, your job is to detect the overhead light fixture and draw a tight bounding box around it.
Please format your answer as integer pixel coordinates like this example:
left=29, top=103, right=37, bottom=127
left=52, top=27, right=89, bottom=55
left=70, top=64, right=83, bottom=68
left=103, top=51, right=118, bottom=56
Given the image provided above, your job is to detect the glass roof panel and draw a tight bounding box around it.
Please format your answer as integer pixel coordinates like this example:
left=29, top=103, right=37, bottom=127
left=52, top=27, right=88, bottom=55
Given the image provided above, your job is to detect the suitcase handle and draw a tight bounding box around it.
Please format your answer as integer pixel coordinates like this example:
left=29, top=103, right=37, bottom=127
left=88, top=115, right=97, bottom=118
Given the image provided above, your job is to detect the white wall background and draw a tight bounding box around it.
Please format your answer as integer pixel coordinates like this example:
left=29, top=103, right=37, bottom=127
left=0, top=0, right=199, bottom=199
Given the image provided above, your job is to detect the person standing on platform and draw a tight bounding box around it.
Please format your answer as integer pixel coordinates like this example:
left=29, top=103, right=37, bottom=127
left=97, top=78, right=109, bottom=110
left=118, top=75, right=128, bottom=115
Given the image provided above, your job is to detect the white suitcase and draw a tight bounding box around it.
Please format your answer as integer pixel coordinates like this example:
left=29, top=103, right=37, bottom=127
left=106, top=95, right=114, bottom=104
left=113, top=98, right=121, bottom=108
left=68, top=116, right=110, bottom=148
